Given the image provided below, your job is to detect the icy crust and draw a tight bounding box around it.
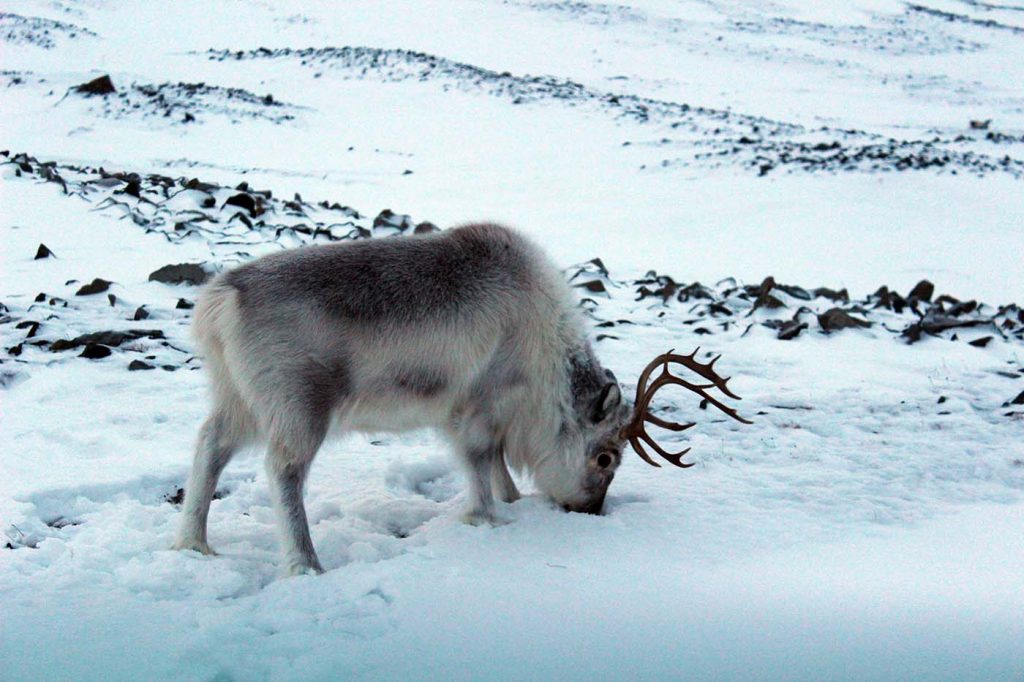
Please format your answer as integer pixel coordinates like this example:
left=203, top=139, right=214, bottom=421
left=202, top=45, right=1024, bottom=178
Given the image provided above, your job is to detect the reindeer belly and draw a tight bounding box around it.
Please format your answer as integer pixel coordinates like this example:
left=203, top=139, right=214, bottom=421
left=338, top=393, right=454, bottom=434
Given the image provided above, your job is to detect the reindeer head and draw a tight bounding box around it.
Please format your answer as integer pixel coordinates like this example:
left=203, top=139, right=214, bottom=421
left=536, top=347, right=751, bottom=515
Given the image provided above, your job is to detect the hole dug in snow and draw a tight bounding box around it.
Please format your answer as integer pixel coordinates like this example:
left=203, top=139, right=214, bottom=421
left=385, top=456, right=460, bottom=503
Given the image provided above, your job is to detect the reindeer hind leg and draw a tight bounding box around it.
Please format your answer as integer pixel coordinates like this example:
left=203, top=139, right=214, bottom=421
left=173, top=397, right=253, bottom=554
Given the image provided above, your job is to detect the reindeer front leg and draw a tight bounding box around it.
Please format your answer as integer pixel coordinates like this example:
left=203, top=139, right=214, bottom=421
left=491, top=452, right=520, bottom=504
left=449, top=412, right=504, bottom=525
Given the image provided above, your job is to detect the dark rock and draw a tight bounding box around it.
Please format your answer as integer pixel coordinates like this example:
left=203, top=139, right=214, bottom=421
left=121, top=179, right=141, bottom=198
left=107, top=294, right=117, bottom=307
left=128, top=360, right=155, bottom=371
left=184, top=178, right=218, bottom=192
left=74, top=75, right=116, bottom=96
left=901, top=309, right=991, bottom=344
left=707, top=302, right=733, bottom=316
left=34, top=293, right=46, bottom=303
left=908, top=280, right=934, bottom=302
left=34, top=244, right=54, bottom=259
left=969, top=336, right=993, bottom=348
left=373, top=209, right=396, bottom=227
left=176, top=298, right=194, bottom=310
left=76, top=278, right=111, bottom=295
left=51, top=329, right=165, bottom=352
left=1006, top=390, right=1024, bottom=406
left=16, top=321, right=40, bottom=338
left=753, top=291, right=786, bottom=311
left=133, top=306, right=150, bottom=321
left=814, top=287, right=850, bottom=303
left=576, top=280, right=608, bottom=295
left=775, top=283, right=811, bottom=300
left=920, top=310, right=988, bottom=334
left=937, top=396, right=947, bottom=404
left=80, top=343, right=112, bottom=359
left=747, top=276, right=776, bottom=298
left=948, top=300, right=978, bottom=316
left=224, top=193, right=260, bottom=216
left=413, top=221, right=439, bottom=234
left=677, top=282, right=714, bottom=301
left=149, top=263, right=210, bottom=286
left=818, top=308, right=871, bottom=332
left=636, top=274, right=678, bottom=303
left=870, top=285, right=906, bottom=312
left=373, top=209, right=413, bottom=232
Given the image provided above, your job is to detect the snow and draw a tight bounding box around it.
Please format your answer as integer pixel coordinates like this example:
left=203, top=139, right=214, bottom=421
left=2, top=1, right=1023, bottom=679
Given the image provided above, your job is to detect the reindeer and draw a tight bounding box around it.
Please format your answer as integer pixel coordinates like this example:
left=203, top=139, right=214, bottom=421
left=172, top=223, right=748, bottom=575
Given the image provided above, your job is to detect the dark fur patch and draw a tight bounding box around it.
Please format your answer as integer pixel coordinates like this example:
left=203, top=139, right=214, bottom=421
left=302, top=360, right=351, bottom=420
left=568, top=345, right=607, bottom=416
left=395, top=367, right=447, bottom=398
left=225, top=223, right=530, bottom=326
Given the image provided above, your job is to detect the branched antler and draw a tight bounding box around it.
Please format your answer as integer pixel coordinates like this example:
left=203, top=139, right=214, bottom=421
left=622, top=348, right=752, bottom=468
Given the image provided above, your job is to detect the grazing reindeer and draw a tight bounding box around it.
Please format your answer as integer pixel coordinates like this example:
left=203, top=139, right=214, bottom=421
left=172, top=223, right=748, bottom=575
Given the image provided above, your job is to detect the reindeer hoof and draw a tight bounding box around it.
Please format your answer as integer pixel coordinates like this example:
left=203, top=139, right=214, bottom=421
left=286, top=561, right=325, bottom=577
left=461, top=511, right=509, bottom=527
left=171, top=538, right=217, bottom=556
left=498, top=489, right=521, bottom=504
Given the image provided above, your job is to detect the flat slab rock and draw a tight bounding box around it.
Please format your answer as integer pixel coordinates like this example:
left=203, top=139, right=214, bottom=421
left=818, top=308, right=871, bottom=332
left=148, top=263, right=212, bottom=286
left=50, top=329, right=165, bottom=352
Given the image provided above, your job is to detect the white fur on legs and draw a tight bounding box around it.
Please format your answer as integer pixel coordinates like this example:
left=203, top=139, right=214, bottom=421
left=265, top=446, right=324, bottom=576
left=172, top=410, right=242, bottom=555
left=491, top=453, right=521, bottom=504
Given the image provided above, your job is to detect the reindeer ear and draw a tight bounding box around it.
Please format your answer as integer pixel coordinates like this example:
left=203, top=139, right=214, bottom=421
left=591, top=382, right=621, bottom=423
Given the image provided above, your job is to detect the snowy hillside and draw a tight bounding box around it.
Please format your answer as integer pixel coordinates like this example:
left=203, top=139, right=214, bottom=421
left=2, top=1, right=1023, bottom=680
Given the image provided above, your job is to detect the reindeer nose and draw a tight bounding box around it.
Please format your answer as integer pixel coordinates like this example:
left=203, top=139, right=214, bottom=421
left=563, top=494, right=606, bottom=516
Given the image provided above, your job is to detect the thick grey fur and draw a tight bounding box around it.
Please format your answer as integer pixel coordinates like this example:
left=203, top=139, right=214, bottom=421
left=172, top=223, right=630, bottom=575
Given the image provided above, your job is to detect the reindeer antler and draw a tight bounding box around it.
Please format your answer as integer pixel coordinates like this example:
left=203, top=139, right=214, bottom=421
left=622, top=348, right=752, bottom=468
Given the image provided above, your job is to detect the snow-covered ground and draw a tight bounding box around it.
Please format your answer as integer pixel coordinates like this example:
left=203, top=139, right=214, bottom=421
left=2, top=1, right=1023, bottom=679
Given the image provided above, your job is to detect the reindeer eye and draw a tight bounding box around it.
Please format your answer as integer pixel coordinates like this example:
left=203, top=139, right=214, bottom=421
left=596, top=453, right=612, bottom=469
